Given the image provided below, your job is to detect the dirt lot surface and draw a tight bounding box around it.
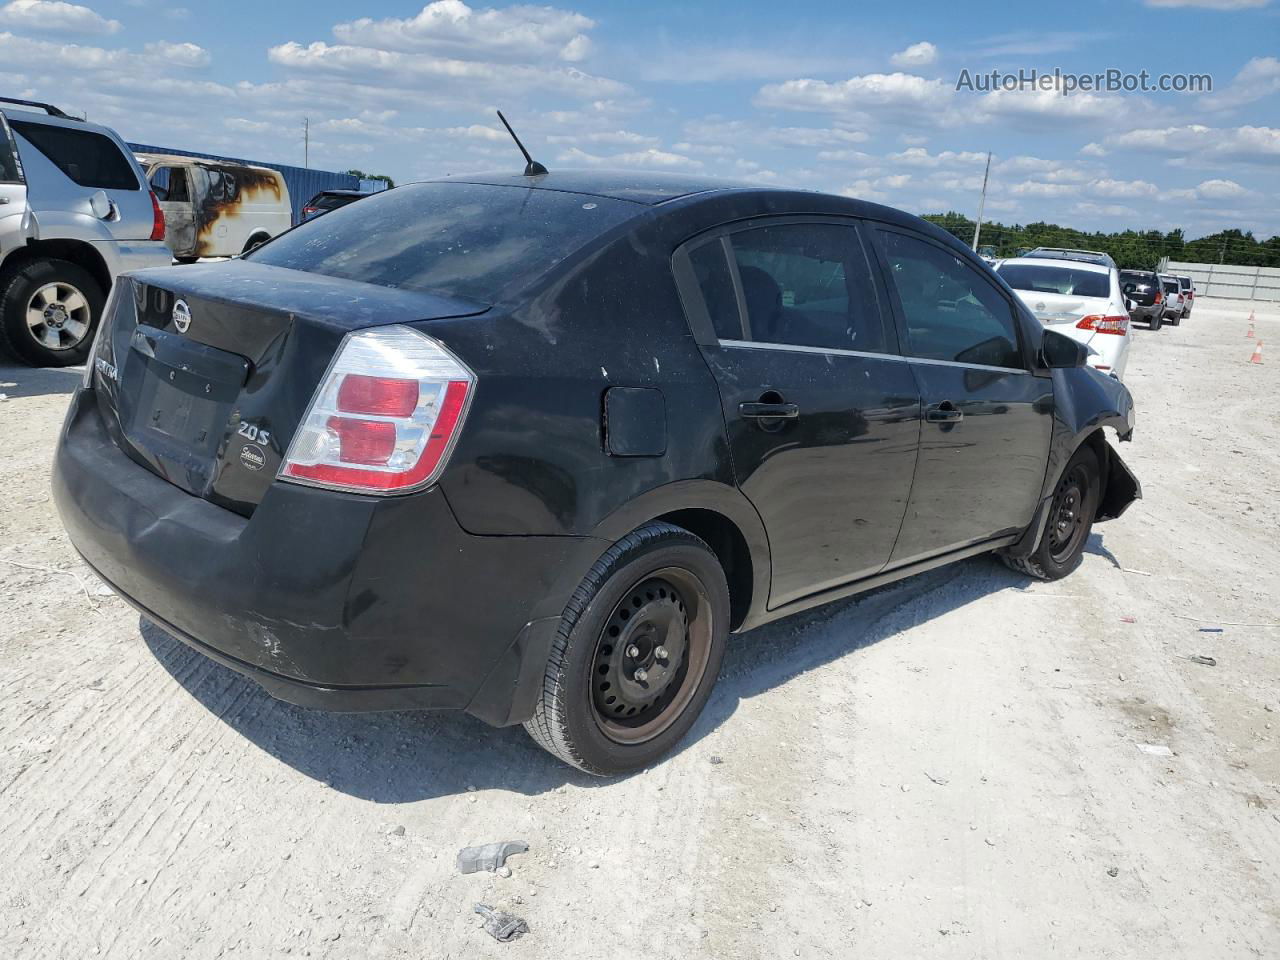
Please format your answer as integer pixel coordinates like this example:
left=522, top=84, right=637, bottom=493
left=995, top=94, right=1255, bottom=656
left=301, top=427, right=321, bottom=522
left=2, top=297, right=1278, bottom=959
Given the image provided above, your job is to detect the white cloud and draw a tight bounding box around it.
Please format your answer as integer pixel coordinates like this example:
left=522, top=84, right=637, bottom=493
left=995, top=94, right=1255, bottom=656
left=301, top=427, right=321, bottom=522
left=1009, top=180, right=1079, bottom=197
left=545, top=129, right=659, bottom=147
left=1202, top=56, right=1280, bottom=111
left=1088, top=178, right=1159, bottom=198
left=1079, top=141, right=1108, bottom=157
left=637, top=47, right=857, bottom=84
left=555, top=145, right=703, bottom=171
left=890, top=41, right=937, bottom=68
left=1106, top=124, right=1280, bottom=164
left=756, top=71, right=950, bottom=113
left=332, top=0, right=594, bottom=62
left=889, top=147, right=987, bottom=167
left=266, top=40, right=623, bottom=99
left=144, top=41, right=210, bottom=68
left=0, top=0, right=118, bottom=34
left=1188, top=178, right=1250, bottom=199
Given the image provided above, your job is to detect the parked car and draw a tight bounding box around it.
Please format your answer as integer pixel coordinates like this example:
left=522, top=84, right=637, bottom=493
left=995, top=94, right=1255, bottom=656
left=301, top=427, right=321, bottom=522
left=138, top=154, right=290, bottom=262
left=994, top=249, right=1135, bottom=379
left=0, top=98, right=169, bottom=367
left=53, top=171, right=1140, bottom=775
left=1177, top=275, right=1195, bottom=317
left=1119, top=269, right=1166, bottom=330
left=301, top=189, right=372, bottom=221
left=1159, top=275, right=1185, bottom=324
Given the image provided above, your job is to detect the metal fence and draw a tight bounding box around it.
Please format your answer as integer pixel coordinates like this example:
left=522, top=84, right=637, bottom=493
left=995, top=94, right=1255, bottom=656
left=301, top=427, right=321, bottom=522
left=127, top=142, right=389, bottom=224
left=1157, top=260, right=1280, bottom=302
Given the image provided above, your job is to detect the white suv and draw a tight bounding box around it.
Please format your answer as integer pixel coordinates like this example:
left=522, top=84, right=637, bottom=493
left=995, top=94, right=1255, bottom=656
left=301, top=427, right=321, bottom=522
left=0, top=97, right=170, bottom=367
left=994, top=248, right=1134, bottom=380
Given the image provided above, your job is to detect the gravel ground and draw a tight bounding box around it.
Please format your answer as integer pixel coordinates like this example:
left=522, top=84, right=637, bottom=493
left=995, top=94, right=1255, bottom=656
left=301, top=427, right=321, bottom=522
left=1, top=297, right=1278, bottom=959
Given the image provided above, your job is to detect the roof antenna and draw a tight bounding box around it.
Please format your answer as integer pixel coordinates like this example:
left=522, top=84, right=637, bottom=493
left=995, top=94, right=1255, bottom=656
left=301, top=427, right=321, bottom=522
left=496, top=110, right=548, bottom=177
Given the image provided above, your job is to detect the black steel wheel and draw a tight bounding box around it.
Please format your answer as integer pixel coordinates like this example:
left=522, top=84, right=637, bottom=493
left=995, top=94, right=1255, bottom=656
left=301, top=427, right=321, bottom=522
left=524, top=523, right=729, bottom=775
left=1001, top=443, right=1101, bottom=581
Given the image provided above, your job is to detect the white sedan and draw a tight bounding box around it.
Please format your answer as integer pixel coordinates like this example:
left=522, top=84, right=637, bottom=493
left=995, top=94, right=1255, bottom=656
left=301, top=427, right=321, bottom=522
left=994, top=252, right=1134, bottom=381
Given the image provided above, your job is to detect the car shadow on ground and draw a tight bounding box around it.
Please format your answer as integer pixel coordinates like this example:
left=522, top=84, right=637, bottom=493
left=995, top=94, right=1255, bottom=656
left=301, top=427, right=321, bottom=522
left=140, top=552, right=1054, bottom=803
left=0, top=360, right=83, bottom=399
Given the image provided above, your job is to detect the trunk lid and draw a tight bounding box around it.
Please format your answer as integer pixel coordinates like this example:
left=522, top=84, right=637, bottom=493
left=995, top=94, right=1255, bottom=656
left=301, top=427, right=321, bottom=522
left=1010, top=290, right=1109, bottom=346
left=90, top=261, right=487, bottom=516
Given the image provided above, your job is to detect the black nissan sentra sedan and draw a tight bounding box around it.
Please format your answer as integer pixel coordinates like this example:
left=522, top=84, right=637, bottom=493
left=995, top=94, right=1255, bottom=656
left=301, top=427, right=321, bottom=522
left=53, top=170, right=1140, bottom=775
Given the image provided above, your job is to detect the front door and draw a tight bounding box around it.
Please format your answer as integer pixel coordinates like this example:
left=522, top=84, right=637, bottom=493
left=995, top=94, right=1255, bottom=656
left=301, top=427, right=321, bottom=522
left=871, top=227, right=1053, bottom=565
left=677, top=219, right=922, bottom=608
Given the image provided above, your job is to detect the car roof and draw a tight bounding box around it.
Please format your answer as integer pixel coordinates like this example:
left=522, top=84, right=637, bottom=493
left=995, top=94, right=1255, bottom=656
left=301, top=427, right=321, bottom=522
left=999, top=256, right=1112, bottom=275
left=434, top=169, right=759, bottom=205
left=314, top=189, right=369, bottom=197
left=1, top=103, right=117, bottom=138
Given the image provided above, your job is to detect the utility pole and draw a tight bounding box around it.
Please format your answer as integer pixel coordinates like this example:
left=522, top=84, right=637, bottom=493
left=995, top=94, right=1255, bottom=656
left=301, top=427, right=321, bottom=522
left=303, top=117, right=310, bottom=169
left=972, top=151, right=992, bottom=251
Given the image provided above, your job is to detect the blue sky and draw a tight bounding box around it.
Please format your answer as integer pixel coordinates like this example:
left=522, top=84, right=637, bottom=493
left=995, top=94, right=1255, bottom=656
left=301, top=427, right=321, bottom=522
left=1, top=0, right=1277, bottom=238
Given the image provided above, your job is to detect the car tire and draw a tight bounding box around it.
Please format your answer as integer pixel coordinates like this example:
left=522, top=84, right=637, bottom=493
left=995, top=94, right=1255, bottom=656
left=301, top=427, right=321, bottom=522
left=1001, top=444, right=1101, bottom=582
left=524, top=522, right=730, bottom=776
left=0, top=258, right=105, bottom=367
left=1172, top=312, right=1181, bottom=327
left=241, top=234, right=268, bottom=255
left=174, top=256, right=200, bottom=265
left=1150, top=314, right=1162, bottom=331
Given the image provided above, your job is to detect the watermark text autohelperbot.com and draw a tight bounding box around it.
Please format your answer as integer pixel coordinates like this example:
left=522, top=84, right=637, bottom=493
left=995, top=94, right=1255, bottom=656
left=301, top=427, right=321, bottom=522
left=956, top=68, right=1212, bottom=95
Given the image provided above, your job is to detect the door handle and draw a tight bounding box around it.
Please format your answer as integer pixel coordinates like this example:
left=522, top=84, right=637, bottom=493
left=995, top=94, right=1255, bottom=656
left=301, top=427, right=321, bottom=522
left=740, top=401, right=799, bottom=419
left=926, top=400, right=963, bottom=423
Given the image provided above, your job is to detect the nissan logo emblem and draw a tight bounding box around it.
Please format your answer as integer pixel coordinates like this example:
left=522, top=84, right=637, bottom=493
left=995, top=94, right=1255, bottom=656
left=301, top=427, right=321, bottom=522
left=172, top=299, right=192, bottom=334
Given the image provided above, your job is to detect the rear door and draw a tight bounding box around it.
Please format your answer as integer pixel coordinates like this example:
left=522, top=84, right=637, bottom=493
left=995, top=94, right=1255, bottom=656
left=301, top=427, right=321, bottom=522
left=6, top=115, right=152, bottom=240
left=871, top=227, right=1052, bottom=564
left=149, top=165, right=198, bottom=257
left=675, top=217, right=922, bottom=608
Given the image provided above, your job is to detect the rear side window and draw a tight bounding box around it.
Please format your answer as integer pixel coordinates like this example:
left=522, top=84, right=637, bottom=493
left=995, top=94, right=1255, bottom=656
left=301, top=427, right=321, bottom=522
left=687, top=240, right=742, bottom=341
left=249, top=181, right=640, bottom=301
left=727, top=222, right=888, bottom=353
left=0, top=117, right=22, bottom=183
left=9, top=120, right=138, bottom=190
left=997, top=263, right=1109, bottom=298
left=879, top=230, right=1023, bottom=369
left=314, top=193, right=358, bottom=211
left=1162, top=279, right=1179, bottom=293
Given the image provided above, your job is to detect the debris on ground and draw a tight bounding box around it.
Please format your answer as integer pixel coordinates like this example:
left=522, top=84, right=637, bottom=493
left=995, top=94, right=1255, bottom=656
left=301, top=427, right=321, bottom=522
left=473, top=903, right=529, bottom=942
left=1181, top=655, right=1218, bottom=667
left=1137, top=743, right=1174, bottom=757
left=1107, top=867, right=1119, bottom=877
left=1120, top=616, right=1137, bottom=624
left=457, top=840, right=529, bottom=875
left=709, top=755, right=724, bottom=765
left=924, top=771, right=949, bottom=786
left=1198, top=627, right=1225, bottom=633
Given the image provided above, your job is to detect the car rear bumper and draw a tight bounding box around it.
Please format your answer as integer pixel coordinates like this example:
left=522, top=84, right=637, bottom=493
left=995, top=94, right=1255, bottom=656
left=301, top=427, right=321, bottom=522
left=52, top=388, right=606, bottom=723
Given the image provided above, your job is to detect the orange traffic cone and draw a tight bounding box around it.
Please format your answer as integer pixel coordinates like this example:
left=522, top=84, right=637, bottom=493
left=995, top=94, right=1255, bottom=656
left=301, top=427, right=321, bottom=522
left=1249, top=309, right=1256, bottom=322
left=1250, top=341, right=1264, bottom=364
left=1247, top=321, right=1255, bottom=338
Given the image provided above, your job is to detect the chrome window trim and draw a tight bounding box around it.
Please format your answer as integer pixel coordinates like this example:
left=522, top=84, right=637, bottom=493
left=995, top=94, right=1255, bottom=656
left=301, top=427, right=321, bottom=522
left=906, top=356, right=1029, bottom=375
left=718, top=338, right=905, bottom=362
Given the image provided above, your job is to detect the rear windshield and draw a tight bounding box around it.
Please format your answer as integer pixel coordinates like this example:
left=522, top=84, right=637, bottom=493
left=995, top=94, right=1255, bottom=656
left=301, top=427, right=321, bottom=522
left=250, top=181, right=641, bottom=301
left=10, top=120, right=138, bottom=190
left=997, top=263, right=1109, bottom=298
left=1163, top=279, right=1179, bottom=293
left=313, top=193, right=359, bottom=211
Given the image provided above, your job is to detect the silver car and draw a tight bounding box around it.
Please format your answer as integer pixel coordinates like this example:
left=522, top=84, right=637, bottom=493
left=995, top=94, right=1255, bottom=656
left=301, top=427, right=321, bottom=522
left=0, top=98, right=171, bottom=366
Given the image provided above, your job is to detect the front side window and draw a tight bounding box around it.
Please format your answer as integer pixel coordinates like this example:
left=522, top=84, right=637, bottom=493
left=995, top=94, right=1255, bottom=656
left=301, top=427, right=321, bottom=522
left=150, top=167, right=191, bottom=203
left=879, top=230, right=1023, bottom=369
left=727, top=222, right=888, bottom=353
left=9, top=120, right=138, bottom=190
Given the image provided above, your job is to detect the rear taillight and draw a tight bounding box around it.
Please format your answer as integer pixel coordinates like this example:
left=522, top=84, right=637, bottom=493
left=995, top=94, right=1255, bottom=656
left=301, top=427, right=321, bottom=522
left=303, top=205, right=319, bottom=216
left=149, top=190, right=165, bottom=241
left=280, top=326, right=475, bottom=494
left=1077, top=314, right=1129, bottom=335
left=1154, top=290, right=1163, bottom=304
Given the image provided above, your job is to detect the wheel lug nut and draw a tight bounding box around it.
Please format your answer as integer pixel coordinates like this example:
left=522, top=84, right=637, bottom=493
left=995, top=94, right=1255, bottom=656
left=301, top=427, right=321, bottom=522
left=655, top=646, right=669, bottom=660
left=634, top=668, right=648, bottom=683
left=626, top=644, right=640, bottom=658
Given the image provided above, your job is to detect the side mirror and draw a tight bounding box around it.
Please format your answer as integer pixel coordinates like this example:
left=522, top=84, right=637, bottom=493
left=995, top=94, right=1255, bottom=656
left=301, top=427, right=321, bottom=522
left=1041, top=329, right=1086, bottom=369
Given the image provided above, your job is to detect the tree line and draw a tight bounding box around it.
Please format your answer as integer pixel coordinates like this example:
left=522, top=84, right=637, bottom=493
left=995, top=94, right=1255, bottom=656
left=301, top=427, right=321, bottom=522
left=922, top=212, right=1280, bottom=270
